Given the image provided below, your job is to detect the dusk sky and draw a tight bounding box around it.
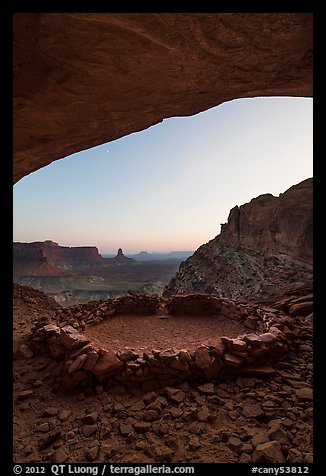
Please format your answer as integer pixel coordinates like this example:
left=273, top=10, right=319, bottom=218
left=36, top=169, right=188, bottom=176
left=13, top=97, right=313, bottom=255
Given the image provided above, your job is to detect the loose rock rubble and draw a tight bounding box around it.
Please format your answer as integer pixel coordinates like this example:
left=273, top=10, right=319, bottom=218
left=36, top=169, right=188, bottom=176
left=13, top=284, right=313, bottom=463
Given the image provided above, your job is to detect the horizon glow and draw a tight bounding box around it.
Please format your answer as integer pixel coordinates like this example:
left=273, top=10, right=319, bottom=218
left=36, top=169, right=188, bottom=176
left=13, top=97, right=313, bottom=255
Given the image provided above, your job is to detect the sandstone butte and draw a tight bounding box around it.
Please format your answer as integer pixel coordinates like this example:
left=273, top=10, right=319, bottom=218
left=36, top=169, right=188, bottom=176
left=13, top=13, right=312, bottom=183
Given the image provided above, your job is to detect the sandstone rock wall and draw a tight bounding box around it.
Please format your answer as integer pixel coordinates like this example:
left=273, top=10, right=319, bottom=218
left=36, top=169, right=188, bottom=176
left=13, top=242, right=68, bottom=278
left=13, top=13, right=312, bottom=183
left=221, top=178, right=313, bottom=259
left=43, top=241, right=103, bottom=266
left=14, top=242, right=48, bottom=262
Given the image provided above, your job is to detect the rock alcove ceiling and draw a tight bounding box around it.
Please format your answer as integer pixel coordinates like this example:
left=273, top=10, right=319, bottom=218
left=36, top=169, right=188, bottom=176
left=14, top=13, right=312, bottom=183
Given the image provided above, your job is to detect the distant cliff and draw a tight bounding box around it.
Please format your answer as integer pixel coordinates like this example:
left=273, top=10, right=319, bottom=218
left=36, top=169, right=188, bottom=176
left=42, top=240, right=103, bottom=266
left=13, top=240, right=104, bottom=278
left=13, top=242, right=179, bottom=306
left=164, top=178, right=313, bottom=301
left=13, top=242, right=140, bottom=282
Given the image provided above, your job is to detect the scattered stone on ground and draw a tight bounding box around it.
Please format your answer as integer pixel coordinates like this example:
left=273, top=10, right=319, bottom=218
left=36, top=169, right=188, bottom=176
left=13, top=283, right=313, bottom=463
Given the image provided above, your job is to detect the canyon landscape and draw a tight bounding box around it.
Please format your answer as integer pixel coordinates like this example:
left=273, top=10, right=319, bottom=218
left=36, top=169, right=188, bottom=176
left=13, top=178, right=313, bottom=464
left=13, top=242, right=189, bottom=306
left=14, top=178, right=312, bottom=308
left=12, top=12, right=313, bottom=469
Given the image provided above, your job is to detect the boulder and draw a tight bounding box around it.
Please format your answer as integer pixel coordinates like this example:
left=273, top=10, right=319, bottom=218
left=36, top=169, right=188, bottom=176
left=241, top=403, right=265, bottom=419
left=83, top=351, right=99, bottom=371
left=223, top=352, right=244, bottom=367
left=51, top=448, right=69, bottom=464
left=178, top=350, right=191, bottom=362
left=197, top=405, right=210, bottom=422
left=159, top=348, right=179, bottom=360
left=117, top=348, right=139, bottom=362
left=168, top=358, right=189, bottom=371
left=92, top=350, right=123, bottom=375
left=197, top=382, right=215, bottom=395
left=231, top=339, right=248, bottom=352
left=60, top=327, right=90, bottom=349
left=82, top=412, right=99, bottom=425
left=268, top=422, right=289, bottom=445
left=295, top=387, right=313, bottom=401
left=82, top=425, right=97, bottom=437
left=194, top=346, right=211, bottom=369
left=204, top=358, right=222, bottom=379
left=252, top=441, right=285, bottom=463
left=42, top=324, right=61, bottom=336
left=15, top=344, right=34, bottom=359
left=241, top=364, right=276, bottom=377
left=134, top=422, right=151, bottom=433
left=289, top=301, right=313, bottom=317
left=86, top=445, right=98, bottom=462
left=68, top=354, right=88, bottom=373
left=227, top=437, right=242, bottom=452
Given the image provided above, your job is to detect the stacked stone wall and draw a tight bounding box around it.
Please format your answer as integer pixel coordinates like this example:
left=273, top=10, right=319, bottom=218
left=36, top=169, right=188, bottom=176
left=28, top=294, right=294, bottom=393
